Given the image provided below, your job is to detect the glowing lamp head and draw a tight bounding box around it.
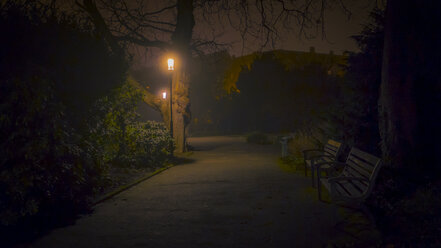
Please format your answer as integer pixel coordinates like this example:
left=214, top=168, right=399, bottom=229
left=167, top=58, right=174, bottom=71
left=162, top=91, right=167, bottom=99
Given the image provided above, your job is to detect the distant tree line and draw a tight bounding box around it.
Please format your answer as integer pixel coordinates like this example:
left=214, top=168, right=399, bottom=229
left=189, top=50, right=344, bottom=138
left=188, top=8, right=383, bottom=157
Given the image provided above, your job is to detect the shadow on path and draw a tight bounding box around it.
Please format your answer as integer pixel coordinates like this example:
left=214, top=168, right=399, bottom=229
left=171, top=156, right=196, bottom=166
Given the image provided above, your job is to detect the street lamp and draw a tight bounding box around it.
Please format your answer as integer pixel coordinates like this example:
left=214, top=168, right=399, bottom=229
left=162, top=91, right=167, bottom=99
left=167, top=58, right=174, bottom=155
left=168, top=58, right=174, bottom=71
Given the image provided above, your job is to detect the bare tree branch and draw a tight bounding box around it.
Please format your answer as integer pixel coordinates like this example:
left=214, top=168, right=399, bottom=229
left=196, top=0, right=347, bottom=54
left=140, top=3, right=177, bottom=16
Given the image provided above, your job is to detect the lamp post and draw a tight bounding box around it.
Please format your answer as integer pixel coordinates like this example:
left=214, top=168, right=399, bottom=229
left=167, top=58, right=174, bottom=155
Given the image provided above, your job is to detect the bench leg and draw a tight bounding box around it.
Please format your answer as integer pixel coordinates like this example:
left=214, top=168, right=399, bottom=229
left=317, top=168, right=324, bottom=201
left=317, top=176, right=323, bottom=201
left=311, top=166, right=315, bottom=187
left=304, top=161, right=307, bottom=176
left=318, top=184, right=322, bottom=201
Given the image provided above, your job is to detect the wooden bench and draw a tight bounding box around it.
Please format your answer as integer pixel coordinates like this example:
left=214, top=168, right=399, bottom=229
left=302, top=139, right=342, bottom=187
left=316, top=147, right=382, bottom=203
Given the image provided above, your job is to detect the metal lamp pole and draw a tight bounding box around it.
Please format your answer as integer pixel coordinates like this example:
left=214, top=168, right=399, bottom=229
left=167, top=58, right=174, bottom=156
left=169, top=73, right=173, bottom=138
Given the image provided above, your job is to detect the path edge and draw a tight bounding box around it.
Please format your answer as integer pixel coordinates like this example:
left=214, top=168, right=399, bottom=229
left=93, top=164, right=174, bottom=206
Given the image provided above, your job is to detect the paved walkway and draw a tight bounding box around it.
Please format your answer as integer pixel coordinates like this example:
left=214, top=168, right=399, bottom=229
left=31, top=136, right=343, bottom=248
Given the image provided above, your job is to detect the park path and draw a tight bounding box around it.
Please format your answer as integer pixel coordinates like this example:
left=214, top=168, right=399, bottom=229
left=31, top=136, right=343, bottom=248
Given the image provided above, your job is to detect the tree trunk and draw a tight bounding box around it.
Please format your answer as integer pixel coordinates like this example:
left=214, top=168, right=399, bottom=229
left=379, top=0, right=441, bottom=174
left=170, top=0, right=195, bottom=153
left=171, top=66, right=191, bottom=153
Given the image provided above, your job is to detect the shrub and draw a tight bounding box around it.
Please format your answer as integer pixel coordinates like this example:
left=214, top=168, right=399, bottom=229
left=278, top=156, right=305, bottom=174
left=88, top=82, right=143, bottom=165
left=369, top=171, right=441, bottom=246
left=0, top=77, right=104, bottom=227
left=0, top=1, right=125, bottom=231
left=127, top=121, right=174, bottom=167
left=287, top=131, right=323, bottom=157
left=90, top=83, right=174, bottom=168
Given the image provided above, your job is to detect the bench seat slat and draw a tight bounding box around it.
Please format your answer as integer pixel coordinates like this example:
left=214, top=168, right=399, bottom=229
left=328, top=140, right=341, bottom=148
left=350, top=155, right=376, bottom=170
left=321, top=178, right=367, bottom=198
left=306, top=156, right=333, bottom=167
left=343, top=163, right=368, bottom=178
left=351, top=148, right=381, bottom=166
left=345, top=160, right=372, bottom=179
left=347, top=157, right=375, bottom=175
left=342, top=169, right=370, bottom=184
left=336, top=182, right=361, bottom=198
left=324, top=146, right=338, bottom=154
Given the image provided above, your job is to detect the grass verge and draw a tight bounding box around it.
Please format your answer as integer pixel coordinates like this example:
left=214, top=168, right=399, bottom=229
left=277, top=155, right=305, bottom=174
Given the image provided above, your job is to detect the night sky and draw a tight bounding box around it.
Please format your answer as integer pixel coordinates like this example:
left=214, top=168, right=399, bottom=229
left=129, top=0, right=381, bottom=69
left=214, top=1, right=374, bottom=55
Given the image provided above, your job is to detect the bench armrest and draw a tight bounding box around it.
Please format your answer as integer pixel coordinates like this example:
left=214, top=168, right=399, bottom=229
left=303, top=149, right=324, bottom=153
left=309, top=155, right=335, bottom=163
left=314, top=161, right=346, bottom=169
left=316, top=161, right=346, bottom=180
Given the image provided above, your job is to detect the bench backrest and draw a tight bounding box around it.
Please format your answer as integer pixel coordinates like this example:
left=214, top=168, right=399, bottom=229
left=343, top=147, right=382, bottom=194
left=323, top=139, right=342, bottom=158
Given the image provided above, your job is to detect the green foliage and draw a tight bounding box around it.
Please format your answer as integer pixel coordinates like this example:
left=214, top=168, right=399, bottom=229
left=222, top=52, right=262, bottom=94
left=246, top=132, right=272, bottom=145
left=190, top=50, right=345, bottom=135
left=277, top=156, right=304, bottom=174
left=0, top=76, right=104, bottom=226
left=0, top=4, right=174, bottom=242
left=0, top=3, right=175, bottom=245
left=90, top=83, right=143, bottom=164
left=0, top=1, right=124, bottom=230
left=0, top=2, right=127, bottom=130
left=392, top=185, right=441, bottom=246
left=90, top=83, right=174, bottom=167
left=287, top=131, right=322, bottom=157
left=323, top=8, right=384, bottom=155
left=272, top=49, right=346, bottom=75
left=231, top=55, right=343, bottom=134
left=370, top=168, right=441, bottom=246
left=127, top=121, right=174, bottom=167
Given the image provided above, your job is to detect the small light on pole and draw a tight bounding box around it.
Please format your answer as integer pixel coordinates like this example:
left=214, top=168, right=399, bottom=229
left=168, top=58, right=174, bottom=71
left=162, top=91, right=167, bottom=99
left=167, top=58, right=174, bottom=156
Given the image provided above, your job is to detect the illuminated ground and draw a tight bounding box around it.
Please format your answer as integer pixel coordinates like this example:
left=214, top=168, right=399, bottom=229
left=32, top=136, right=344, bottom=247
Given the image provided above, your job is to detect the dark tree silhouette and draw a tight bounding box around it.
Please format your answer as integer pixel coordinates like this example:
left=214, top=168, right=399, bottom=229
left=380, top=0, right=441, bottom=174
left=332, top=8, right=383, bottom=154
left=0, top=2, right=126, bottom=243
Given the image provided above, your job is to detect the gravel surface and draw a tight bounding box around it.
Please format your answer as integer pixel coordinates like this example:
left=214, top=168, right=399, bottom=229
left=31, top=136, right=347, bottom=248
